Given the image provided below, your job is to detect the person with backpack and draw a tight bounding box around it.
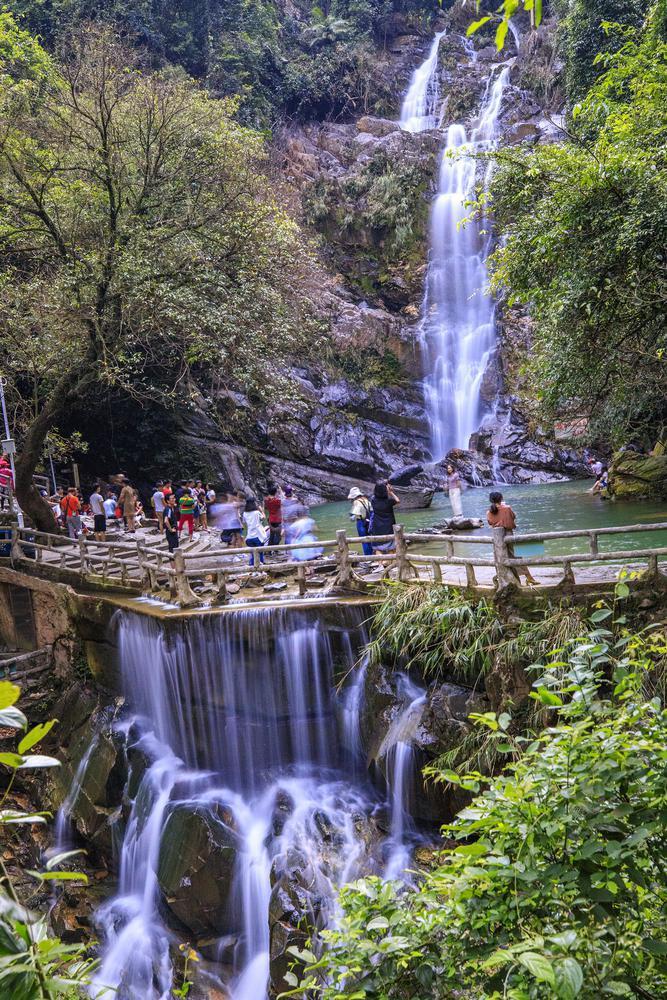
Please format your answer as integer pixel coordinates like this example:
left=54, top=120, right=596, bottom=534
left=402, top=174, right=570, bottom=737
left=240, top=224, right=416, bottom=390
left=60, top=487, right=82, bottom=539
left=178, top=488, right=197, bottom=538
left=347, top=486, right=373, bottom=555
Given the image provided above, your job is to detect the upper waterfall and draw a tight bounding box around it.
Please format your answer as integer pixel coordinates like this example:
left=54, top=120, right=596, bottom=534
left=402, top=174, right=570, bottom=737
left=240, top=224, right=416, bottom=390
left=401, top=32, right=512, bottom=459
left=399, top=31, right=445, bottom=132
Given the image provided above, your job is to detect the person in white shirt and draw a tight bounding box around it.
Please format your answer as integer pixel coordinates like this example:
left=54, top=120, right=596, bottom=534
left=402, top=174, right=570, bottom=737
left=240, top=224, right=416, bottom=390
left=89, top=485, right=106, bottom=541
left=242, top=497, right=267, bottom=566
left=151, top=483, right=166, bottom=532
left=103, top=491, right=118, bottom=529
left=588, top=458, right=603, bottom=477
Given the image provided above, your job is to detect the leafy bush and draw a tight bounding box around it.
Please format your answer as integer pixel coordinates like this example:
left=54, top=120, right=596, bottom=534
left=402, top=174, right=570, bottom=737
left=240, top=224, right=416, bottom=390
left=0, top=679, right=94, bottom=997
left=488, top=12, right=667, bottom=447
left=284, top=623, right=667, bottom=999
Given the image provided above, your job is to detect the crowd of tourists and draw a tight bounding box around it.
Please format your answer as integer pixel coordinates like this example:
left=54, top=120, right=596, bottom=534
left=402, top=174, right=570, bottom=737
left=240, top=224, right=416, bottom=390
left=29, top=451, right=610, bottom=574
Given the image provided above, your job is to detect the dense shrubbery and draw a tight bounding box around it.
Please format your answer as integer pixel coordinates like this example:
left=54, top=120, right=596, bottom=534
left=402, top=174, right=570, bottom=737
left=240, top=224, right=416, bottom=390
left=284, top=607, right=667, bottom=999
left=488, top=5, right=667, bottom=447
left=554, top=0, right=645, bottom=98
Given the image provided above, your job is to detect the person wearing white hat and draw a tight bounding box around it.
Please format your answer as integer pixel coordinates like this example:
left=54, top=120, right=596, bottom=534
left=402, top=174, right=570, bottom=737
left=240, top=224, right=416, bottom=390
left=347, top=486, right=373, bottom=555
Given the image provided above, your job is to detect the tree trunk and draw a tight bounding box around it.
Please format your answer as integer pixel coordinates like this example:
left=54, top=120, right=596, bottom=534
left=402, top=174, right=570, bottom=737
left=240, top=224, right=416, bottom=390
left=14, top=371, right=81, bottom=533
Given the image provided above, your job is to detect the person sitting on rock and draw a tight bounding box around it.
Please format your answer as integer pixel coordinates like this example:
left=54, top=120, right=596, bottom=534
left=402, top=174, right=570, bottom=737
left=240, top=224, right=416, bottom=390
left=486, top=491, right=538, bottom=586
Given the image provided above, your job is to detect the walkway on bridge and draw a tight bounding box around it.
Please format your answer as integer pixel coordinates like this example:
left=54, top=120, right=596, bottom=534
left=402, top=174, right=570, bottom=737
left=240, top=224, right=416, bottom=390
left=3, top=520, right=667, bottom=608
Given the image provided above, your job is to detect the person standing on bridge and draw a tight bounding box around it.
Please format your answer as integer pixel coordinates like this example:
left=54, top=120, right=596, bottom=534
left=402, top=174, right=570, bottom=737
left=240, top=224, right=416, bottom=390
left=118, top=480, right=137, bottom=534
left=151, top=483, right=166, bottom=533
left=264, top=484, right=283, bottom=548
left=60, top=487, right=82, bottom=539
left=89, top=485, right=106, bottom=541
left=243, top=497, right=267, bottom=565
left=164, top=494, right=179, bottom=553
left=347, top=487, right=373, bottom=556
left=487, top=491, right=538, bottom=586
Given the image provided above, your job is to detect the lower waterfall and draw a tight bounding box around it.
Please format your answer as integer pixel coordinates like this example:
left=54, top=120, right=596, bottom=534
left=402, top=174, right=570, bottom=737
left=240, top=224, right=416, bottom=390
left=85, top=608, right=425, bottom=999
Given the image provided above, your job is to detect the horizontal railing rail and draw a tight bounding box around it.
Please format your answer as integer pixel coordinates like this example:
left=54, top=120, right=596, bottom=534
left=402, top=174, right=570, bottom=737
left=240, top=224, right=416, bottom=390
left=4, top=520, right=667, bottom=607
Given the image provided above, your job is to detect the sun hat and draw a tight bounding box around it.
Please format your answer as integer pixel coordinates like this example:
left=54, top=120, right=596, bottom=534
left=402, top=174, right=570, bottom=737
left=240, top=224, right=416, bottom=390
left=347, top=487, right=363, bottom=500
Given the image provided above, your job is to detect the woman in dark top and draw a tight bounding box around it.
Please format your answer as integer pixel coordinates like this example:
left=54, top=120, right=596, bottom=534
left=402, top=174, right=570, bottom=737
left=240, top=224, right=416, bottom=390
left=370, top=482, right=400, bottom=550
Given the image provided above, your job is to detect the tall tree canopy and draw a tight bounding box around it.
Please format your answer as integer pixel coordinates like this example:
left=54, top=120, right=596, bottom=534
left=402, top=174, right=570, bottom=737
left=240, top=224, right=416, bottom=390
left=0, top=16, right=313, bottom=529
left=487, top=7, right=667, bottom=446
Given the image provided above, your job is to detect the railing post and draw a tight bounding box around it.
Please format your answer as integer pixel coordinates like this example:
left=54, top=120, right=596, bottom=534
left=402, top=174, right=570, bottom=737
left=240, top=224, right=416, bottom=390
left=172, top=549, right=201, bottom=608
left=10, top=527, right=22, bottom=564
left=465, top=563, right=477, bottom=588
left=444, top=537, right=454, bottom=560
left=491, top=527, right=519, bottom=591
left=135, top=540, right=153, bottom=591
left=252, top=548, right=260, bottom=569
left=393, top=524, right=412, bottom=582
left=212, top=571, right=227, bottom=605
left=297, top=564, right=306, bottom=596
left=432, top=559, right=442, bottom=584
left=335, top=529, right=352, bottom=589
left=589, top=531, right=599, bottom=557
left=78, top=536, right=89, bottom=576
left=645, top=553, right=659, bottom=581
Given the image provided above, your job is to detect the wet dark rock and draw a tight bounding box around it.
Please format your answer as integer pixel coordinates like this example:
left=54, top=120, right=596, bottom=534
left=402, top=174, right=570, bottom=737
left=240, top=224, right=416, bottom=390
left=157, top=803, right=239, bottom=938
left=362, top=662, right=489, bottom=824
left=269, top=851, right=326, bottom=996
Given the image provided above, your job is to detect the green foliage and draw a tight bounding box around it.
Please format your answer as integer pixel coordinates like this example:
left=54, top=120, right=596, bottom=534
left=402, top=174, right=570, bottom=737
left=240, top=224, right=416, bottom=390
left=4, top=1, right=434, bottom=125
left=0, top=680, right=95, bottom=997
left=488, top=13, right=667, bottom=447
left=555, top=0, right=645, bottom=99
left=366, top=584, right=586, bottom=686
left=283, top=625, right=667, bottom=999
left=0, top=19, right=318, bottom=513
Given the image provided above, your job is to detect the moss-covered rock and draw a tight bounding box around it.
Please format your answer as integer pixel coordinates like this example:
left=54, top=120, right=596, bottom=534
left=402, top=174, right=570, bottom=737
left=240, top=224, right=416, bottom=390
left=610, top=450, right=667, bottom=499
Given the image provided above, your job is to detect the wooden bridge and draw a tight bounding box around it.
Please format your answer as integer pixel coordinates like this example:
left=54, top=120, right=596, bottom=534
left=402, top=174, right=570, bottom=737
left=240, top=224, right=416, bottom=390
left=3, top=521, right=667, bottom=608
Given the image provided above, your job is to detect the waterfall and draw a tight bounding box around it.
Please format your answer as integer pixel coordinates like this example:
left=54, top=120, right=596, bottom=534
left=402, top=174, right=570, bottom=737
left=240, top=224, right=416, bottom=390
left=90, top=608, right=406, bottom=1000
left=399, top=31, right=445, bottom=132
left=50, top=735, right=99, bottom=856
left=379, top=675, right=427, bottom=880
left=401, top=32, right=512, bottom=459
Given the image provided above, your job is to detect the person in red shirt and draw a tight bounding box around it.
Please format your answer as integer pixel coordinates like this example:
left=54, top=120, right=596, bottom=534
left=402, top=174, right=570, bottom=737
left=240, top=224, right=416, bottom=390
left=0, top=456, right=13, bottom=510
left=60, top=487, right=82, bottom=539
left=487, top=492, right=537, bottom=585
left=264, top=484, right=283, bottom=548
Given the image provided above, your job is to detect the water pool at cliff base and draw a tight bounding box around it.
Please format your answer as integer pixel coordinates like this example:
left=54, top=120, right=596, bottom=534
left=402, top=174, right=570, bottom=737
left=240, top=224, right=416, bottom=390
left=310, top=481, right=667, bottom=558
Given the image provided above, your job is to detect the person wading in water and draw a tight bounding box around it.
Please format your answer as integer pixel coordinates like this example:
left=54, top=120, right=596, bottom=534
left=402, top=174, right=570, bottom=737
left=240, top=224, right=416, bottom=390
left=486, top=491, right=538, bottom=586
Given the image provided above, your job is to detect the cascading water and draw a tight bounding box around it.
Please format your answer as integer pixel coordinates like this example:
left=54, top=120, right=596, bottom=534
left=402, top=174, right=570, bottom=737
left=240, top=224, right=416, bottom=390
left=399, top=31, right=445, bottom=132
left=400, top=37, right=512, bottom=459
left=89, top=608, right=414, bottom=1000
left=379, top=675, right=427, bottom=879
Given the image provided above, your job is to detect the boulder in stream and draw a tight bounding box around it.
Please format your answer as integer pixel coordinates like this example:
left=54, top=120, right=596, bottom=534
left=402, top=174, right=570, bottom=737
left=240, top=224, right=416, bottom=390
left=157, top=803, right=238, bottom=938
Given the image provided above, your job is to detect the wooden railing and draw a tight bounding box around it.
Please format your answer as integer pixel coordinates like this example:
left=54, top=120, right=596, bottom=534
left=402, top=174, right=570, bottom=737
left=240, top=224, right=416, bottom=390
left=4, top=522, right=667, bottom=608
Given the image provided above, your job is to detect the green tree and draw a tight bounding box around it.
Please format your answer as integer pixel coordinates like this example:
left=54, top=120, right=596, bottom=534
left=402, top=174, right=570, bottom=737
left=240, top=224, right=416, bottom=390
left=487, top=13, right=667, bottom=447
left=0, top=19, right=313, bottom=530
